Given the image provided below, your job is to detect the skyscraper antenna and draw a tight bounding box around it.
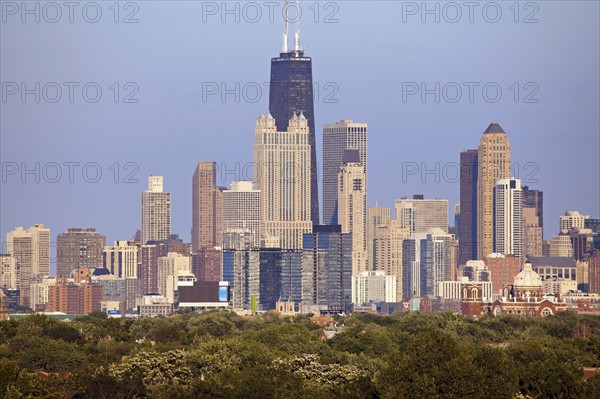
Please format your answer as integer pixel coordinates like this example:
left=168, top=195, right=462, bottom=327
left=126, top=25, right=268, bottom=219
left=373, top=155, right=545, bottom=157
left=282, top=0, right=288, bottom=52
left=294, top=0, right=300, bottom=51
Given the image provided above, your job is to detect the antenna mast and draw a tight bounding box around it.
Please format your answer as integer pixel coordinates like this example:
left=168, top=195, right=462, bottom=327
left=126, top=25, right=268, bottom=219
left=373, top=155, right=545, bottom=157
left=282, top=0, right=289, bottom=52
left=294, top=0, right=300, bottom=51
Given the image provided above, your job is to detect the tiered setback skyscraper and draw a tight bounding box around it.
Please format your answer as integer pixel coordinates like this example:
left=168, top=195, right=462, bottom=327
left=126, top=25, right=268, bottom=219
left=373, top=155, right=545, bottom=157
left=192, top=162, right=223, bottom=251
left=6, top=224, right=50, bottom=307
left=253, top=113, right=312, bottom=249
left=494, top=178, right=524, bottom=263
left=337, top=150, right=367, bottom=275
left=477, top=123, right=511, bottom=259
left=269, top=48, right=319, bottom=225
left=222, top=181, right=261, bottom=248
left=323, top=120, right=368, bottom=225
left=57, top=228, right=106, bottom=278
left=459, top=149, right=478, bottom=265
left=141, top=176, right=171, bottom=245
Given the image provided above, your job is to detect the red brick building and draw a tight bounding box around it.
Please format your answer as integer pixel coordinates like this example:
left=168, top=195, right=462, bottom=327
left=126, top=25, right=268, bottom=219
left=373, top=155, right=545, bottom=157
left=47, top=277, right=104, bottom=314
left=483, top=254, right=521, bottom=295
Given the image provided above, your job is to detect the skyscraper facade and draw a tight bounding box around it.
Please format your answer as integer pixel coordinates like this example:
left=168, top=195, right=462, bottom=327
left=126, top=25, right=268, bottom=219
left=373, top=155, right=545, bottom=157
left=419, top=228, right=455, bottom=298
left=0, top=254, right=15, bottom=289
left=337, top=150, right=367, bottom=275
left=192, top=161, right=223, bottom=251
left=57, top=228, right=106, bottom=278
left=269, top=43, right=319, bottom=225
left=459, top=149, right=478, bottom=265
left=477, top=123, right=511, bottom=259
left=395, top=196, right=448, bottom=234
left=222, top=181, right=261, bottom=248
left=6, top=224, right=50, bottom=307
left=323, top=120, right=368, bottom=225
left=141, top=176, right=171, bottom=245
left=522, top=185, right=543, bottom=230
left=103, top=241, right=138, bottom=279
left=560, top=211, right=587, bottom=233
left=494, top=178, right=524, bottom=263
left=253, top=113, right=312, bottom=249
left=373, top=219, right=410, bottom=301
left=367, top=205, right=392, bottom=271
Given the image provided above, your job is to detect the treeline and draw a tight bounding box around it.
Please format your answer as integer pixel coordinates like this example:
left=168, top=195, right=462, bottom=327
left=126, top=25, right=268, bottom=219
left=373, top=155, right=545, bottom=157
left=1, top=311, right=600, bottom=398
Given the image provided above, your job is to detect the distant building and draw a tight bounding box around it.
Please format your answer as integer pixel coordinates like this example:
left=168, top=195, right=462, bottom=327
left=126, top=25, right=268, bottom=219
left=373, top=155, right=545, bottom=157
left=523, top=208, right=543, bottom=258
left=420, top=228, right=455, bottom=298
left=352, top=271, right=397, bottom=304
left=549, top=234, right=574, bottom=258
left=0, top=254, right=16, bottom=289
left=589, top=251, right=600, bottom=294
left=222, top=181, right=261, bottom=248
left=459, top=149, right=478, bottom=266
left=522, top=185, right=544, bottom=230
left=322, top=119, right=368, bottom=225
left=560, top=211, right=587, bottom=233
left=47, top=277, right=104, bottom=315
left=103, top=241, right=138, bottom=279
left=494, top=178, right=523, bottom=263
left=374, top=220, right=410, bottom=301
left=301, top=226, right=353, bottom=314
left=138, top=294, right=173, bottom=317
left=192, top=248, right=222, bottom=282
left=367, top=205, right=391, bottom=270
left=157, top=252, right=191, bottom=297
left=30, top=276, right=56, bottom=311
left=56, top=228, right=106, bottom=278
left=6, top=224, right=51, bottom=307
left=337, top=150, right=367, bottom=275
left=141, top=176, right=171, bottom=245
left=477, top=123, right=511, bottom=259
left=192, top=161, right=223, bottom=252
left=483, top=253, right=521, bottom=296
left=178, top=281, right=230, bottom=310
left=395, top=196, right=449, bottom=235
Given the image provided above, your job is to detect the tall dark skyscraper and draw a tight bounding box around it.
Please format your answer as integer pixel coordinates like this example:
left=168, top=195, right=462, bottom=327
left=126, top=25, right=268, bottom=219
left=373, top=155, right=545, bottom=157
left=522, top=186, right=544, bottom=229
left=459, top=149, right=478, bottom=265
left=269, top=14, right=319, bottom=225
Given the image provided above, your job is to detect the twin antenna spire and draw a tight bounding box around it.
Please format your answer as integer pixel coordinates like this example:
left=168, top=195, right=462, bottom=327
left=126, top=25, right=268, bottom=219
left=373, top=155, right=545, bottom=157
left=282, top=0, right=301, bottom=52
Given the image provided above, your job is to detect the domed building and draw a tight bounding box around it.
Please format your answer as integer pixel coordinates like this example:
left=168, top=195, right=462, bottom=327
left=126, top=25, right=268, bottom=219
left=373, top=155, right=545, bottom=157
left=490, top=262, right=566, bottom=317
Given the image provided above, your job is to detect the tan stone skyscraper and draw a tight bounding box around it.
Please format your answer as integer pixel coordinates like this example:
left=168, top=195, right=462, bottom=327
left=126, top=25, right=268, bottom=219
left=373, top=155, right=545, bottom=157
left=253, top=112, right=312, bottom=249
left=374, top=219, right=410, bottom=301
left=367, top=205, right=391, bottom=270
left=337, top=150, right=367, bottom=274
left=192, top=162, right=223, bottom=252
left=477, top=123, right=511, bottom=259
left=141, top=176, right=171, bottom=245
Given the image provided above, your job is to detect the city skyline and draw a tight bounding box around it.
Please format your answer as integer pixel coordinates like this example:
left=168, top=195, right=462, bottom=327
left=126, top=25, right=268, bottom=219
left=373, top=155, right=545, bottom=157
left=2, top=2, right=599, bottom=271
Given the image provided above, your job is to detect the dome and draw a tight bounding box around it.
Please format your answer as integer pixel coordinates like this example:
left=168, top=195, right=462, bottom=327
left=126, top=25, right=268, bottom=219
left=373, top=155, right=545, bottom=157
left=513, top=262, right=542, bottom=288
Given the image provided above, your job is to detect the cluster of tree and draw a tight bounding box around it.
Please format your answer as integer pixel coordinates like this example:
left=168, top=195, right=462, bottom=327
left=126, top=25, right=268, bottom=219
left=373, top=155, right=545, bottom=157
left=1, top=310, right=600, bottom=398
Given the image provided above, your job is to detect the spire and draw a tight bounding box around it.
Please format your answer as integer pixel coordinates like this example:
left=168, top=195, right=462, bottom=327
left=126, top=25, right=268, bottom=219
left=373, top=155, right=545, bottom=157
left=282, top=0, right=288, bottom=52
left=294, top=0, right=300, bottom=51
left=483, top=122, right=506, bottom=134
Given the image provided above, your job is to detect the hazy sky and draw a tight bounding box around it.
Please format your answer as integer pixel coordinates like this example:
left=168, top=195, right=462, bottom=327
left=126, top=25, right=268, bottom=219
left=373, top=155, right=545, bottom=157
left=1, top=1, right=599, bottom=273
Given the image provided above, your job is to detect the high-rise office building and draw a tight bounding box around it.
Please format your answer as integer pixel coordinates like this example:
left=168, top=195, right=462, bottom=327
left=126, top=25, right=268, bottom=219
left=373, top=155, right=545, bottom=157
left=57, top=228, right=106, bottom=278
left=419, top=228, right=455, bottom=298
left=367, top=205, right=392, bottom=271
left=141, top=176, right=171, bottom=245
left=373, top=219, right=410, bottom=301
left=192, top=162, right=223, bottom=251
left=522, top=186, right=543, bottom=230
left=523, top=208, right=543, bottom=258
left=222, top=181, right=261, bottom=248
left=459, top=149, right=478, bottom=265
left=323, top=120, right=368, bottom=225
left=103, top=241, right=138, bottom=279
left=6, top=224, right=50, bottom=307
left=395, top=196, right=448, bottom=234
left=402, top=238, right=421, bottom=299
left=337, top=150, right=367, bottom=275
left=222, top=230, right=253, bottom=309
left=560, top=211, right=587, bottom=233
left=157, top=252, right=191, bottom=297
left=140, top=235, right=191, bottom=295
left=494, top=178, right=523, bottom=263
left=253, top=113, right=312, bottom=249
left=269, top=17, right=319, bottom=225
left=301, top=225, right=353, bottom=314
left=477, top=123, right=511, bottom=259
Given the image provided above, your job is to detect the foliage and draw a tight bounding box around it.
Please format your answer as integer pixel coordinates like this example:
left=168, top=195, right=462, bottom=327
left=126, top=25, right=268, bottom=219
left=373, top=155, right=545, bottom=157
left=0, top=311, right=599, bottom=398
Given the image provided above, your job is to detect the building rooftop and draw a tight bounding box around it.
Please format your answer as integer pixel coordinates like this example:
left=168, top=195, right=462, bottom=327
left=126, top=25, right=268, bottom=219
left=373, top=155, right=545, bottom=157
left=529, top=257, right=576, bottom=268
left=483, top=122, right=506, bottom=134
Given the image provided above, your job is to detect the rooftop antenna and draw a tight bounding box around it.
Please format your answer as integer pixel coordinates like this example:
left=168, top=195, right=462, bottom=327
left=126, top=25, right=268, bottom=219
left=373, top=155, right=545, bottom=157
left=282, top=0, right=288, bottom=52
left=294, top=0, right=300, bottom=51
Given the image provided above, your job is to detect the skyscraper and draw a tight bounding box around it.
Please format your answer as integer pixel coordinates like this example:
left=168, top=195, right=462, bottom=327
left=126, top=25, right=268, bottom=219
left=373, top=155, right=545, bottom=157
left=419, top=228, right=455, bottom=298
left=522, top=185, right=543, bottom=230
left=141, top=176, right=171, bottom=245
left=0, top=254, right=15, bottom=289
left=367, top=205, right=391, bottom=270
left=323, top=120, right=368, bottom=225
left=373, top=219, right=410, bottom=301
left=459, top=149, right=478, bottom=265
left=494, top=178, right=524, bottom=263
left=337, top=150, right=367, bottom=275
left=6, top=224, right=50, bottom=307
left=222, top=181, right=261, bottom=248
left=477, top=123, right=511, bottom=259
left=560, top=211, right=587, bottom=233
left=57, top=228, right=106, bottom=278
left=253, top=113, right=312, bottom=249
left=395, top=196, right=449, bottom=234
left=192, top=162, right=223, bottom=251
left=103, top=241, right=138, bottom=279
left=269, top=13, right=319, bottom=225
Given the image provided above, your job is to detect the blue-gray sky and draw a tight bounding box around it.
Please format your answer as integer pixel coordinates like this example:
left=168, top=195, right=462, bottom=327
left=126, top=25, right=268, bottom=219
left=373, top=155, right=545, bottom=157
left=1, top=1, right=599, bottom=274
